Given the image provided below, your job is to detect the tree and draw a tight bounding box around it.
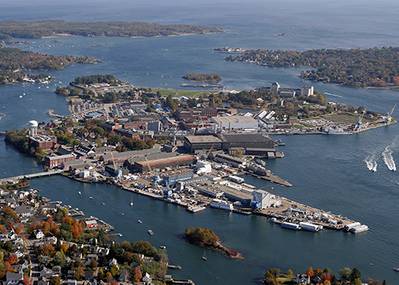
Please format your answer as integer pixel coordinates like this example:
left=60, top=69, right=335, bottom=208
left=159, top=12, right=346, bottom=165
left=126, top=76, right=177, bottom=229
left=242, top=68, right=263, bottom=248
left=49, top=276, right=61, bottom=285
left=339, top=267, right=352, bottom=281
left=350, top=268, right=361, bottom=282
left=306, top=266, right=315, bottom=278
left=74, top=265, right=85, bottom=280
left=52, top=251, right=66, bottom=267
left=264, top=268, right=280, bottom=285
left=132, top=266, right=142, bottom=284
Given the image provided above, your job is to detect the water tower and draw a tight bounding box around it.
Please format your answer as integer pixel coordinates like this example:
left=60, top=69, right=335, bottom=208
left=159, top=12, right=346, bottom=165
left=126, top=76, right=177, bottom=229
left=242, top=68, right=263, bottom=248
left=28, top=120, right=38, bottom=137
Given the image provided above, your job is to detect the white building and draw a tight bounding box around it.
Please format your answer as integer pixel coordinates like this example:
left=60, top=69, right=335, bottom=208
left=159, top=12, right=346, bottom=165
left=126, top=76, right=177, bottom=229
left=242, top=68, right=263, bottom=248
left=301, top=86, right=314, bottom=97
left=251, top=190, right=280, bottom=209
left=211, top=115, right=258, bottom=131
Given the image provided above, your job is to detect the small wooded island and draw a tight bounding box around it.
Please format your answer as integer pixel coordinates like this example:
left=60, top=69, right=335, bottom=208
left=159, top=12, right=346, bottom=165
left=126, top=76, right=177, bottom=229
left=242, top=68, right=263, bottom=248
left=182, top=72, right=222, bottom=84
left=0, top=47, right=98, bottom=85
left=0, top=20, right=222, bottom=39
left=184, top=227, right=243, bottom=259
left=221, top=47, right=399, bottom=88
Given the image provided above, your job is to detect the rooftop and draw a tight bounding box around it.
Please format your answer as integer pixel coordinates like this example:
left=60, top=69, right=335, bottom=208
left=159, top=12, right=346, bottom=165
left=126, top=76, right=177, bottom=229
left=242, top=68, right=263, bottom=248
left=184, top=135, right=222, bottom=144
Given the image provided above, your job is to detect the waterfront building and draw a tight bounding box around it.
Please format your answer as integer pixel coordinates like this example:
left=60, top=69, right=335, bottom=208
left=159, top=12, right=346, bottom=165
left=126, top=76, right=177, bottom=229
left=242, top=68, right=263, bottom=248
left=132, top=154, right=196, bottom=173
left=211, top=115, right=259, bottom=131
left=29, top=135, right=57, bottom=150
left=183, top=135, right=223, bottom=153
left=219, top=133, right=275, bottom=151
left=45, top=154, right=76, bottom=169
left=251, top=190, right=278, bottom=209
left=301, top=86, right=315, bottom=97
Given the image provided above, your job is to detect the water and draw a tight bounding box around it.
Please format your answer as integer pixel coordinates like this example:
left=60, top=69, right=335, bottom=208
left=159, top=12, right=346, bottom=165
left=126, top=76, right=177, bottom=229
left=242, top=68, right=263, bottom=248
left=1, top=0, right=399, bottom=283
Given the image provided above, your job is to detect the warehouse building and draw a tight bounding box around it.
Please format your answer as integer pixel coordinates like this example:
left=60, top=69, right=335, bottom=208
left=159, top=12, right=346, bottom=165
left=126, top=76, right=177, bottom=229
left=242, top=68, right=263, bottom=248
left=183, top=135, right=222, bottom=153
left=219, top=133, right=275, bottom=150
left=131, top=154, right=196, bottom=173
left=211, top=115, right=258, bottom=131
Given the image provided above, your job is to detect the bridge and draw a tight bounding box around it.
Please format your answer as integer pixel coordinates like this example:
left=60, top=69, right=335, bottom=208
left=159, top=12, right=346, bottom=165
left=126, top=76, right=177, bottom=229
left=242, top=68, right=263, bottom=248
left=0, top=169, right=64, bottom=183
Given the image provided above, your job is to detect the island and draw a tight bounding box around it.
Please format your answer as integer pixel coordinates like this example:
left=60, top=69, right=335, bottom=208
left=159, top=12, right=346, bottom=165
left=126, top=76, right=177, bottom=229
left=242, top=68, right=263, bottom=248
left=0, top=47, right=98, bottom=85
left=182, top=73, right=222, bottom=84
left=220, top=47, right=399, bottom=88
left=0, top=20, right=222, bottom=39
left=184, top=227, right=243, bottom=259
left=263, top=267, right=385, bottom=285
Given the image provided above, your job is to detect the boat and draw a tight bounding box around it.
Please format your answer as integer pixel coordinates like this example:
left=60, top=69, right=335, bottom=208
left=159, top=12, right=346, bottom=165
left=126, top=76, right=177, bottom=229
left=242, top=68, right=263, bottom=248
left=382, top=146, right=396, bottom=171
left=148, top=230, right=154, bottom=236
left=393, top=267, right=399, bottom=272
left=281, top=222, right=301, bottom=230
left=138, top=219, right=143, bottom=224
left=210, top=199, right=234, bottom=211
left=130, top=202, right=134, bottom=206
left=201, top=256, right=208, bottom=261
left=121, top=212, right=125, bottom=216
left=299, top=222, right=323, bottom=232
left=78, top=191, right=82, bottom=195
left=349, top=224, right=369, bottom=234
left=89, top=196, right=93, bottom=199
left=159, top=245, right=167, bottom=249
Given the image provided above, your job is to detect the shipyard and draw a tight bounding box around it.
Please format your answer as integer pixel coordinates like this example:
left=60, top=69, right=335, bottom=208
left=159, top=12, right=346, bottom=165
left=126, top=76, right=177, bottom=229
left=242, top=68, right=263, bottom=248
left=1, top=76, right=379, bottom=235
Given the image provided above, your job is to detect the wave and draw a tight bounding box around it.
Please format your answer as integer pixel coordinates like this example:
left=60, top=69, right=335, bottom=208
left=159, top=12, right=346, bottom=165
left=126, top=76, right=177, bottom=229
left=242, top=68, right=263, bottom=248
left=382, top=146, right=396, bottom=171
left=364, top=154, right=377, bottom=172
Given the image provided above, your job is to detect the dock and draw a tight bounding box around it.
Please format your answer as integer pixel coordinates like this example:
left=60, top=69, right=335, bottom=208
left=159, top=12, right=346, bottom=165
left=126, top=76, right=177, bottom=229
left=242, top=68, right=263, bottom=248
left=250, top=173, right=293, bottom=187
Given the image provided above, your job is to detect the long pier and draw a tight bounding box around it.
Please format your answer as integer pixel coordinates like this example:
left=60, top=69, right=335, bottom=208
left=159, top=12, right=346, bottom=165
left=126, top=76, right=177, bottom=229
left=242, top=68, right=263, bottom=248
left=0, top=170, right=64, bottom=183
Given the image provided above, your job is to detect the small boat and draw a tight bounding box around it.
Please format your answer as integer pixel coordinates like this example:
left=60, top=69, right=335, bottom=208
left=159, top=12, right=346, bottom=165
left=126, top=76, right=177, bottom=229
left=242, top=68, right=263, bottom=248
left=201, top=256, right=207, bottom=261
left=89, top=196, right=93, bottom=199
left=137, top=219, right=143, bottom=224
left=101, top=202, right=106, bottom=206
left=130, top=202, right=133, bottom=206
left=393, top=267, right=399, bottom=272
left=159, top=245, right=167, bottom=249
left=121, top=212, right=125, bottom=216
left=117, top=233, right=123, bottom=237
left=78, top=191, right=82, bottom=195
left=148, top=230, right=154, bottom=236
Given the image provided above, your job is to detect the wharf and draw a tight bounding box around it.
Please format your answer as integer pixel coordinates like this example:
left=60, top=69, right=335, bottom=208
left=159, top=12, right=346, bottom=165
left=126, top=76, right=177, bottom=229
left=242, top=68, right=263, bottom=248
left=249, top=173, right=292, bottom=187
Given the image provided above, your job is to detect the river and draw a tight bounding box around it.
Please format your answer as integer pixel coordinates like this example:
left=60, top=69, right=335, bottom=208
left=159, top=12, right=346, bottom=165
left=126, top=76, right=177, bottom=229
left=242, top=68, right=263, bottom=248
left=0, top=0, right=398, bottom=284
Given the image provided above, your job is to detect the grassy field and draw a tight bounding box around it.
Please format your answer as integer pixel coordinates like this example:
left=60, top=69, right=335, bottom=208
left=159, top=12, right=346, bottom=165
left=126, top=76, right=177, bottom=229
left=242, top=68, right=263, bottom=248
left=321, top=112, right=371, bottom=124
left=150, top=88, right=212, bottom=98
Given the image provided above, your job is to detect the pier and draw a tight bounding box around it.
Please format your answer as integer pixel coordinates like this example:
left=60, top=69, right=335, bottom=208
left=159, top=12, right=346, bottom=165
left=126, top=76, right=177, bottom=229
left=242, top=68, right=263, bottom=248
left=0, top=169, right=64, bottom=183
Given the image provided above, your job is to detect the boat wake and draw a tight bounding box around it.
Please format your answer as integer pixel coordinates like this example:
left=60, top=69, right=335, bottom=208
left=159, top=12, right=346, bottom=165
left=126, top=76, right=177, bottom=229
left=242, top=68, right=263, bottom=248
left=382, top=146, right=396, bottom=172
left=364, top=155, right=378, bottom=172
left=325, top=92, right=343, bottom=98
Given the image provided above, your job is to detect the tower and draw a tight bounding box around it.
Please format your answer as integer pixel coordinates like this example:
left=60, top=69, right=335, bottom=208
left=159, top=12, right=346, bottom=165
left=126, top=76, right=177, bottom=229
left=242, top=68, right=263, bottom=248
left=28, top=120, right=38, bottom=137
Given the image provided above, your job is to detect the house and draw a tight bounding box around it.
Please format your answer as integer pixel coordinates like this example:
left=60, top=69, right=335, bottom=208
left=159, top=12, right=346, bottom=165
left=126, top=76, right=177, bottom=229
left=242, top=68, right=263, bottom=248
left=142, top=273, right=152, bottom=285
left=34, top=229, right=45, bottom=239
left=6, top=272, right=24, bottom=285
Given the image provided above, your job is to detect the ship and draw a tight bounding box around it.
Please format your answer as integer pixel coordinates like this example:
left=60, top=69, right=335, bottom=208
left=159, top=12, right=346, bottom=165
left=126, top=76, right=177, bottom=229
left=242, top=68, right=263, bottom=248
left=280, top=222, right=301, bottom=230
left=299, top=222, right=323, bottom=232
left=324, top=126, right=351, bottom=135
left=382, top=146, right=396, bottom=171
left=210, top=199, right=234, bottom=211
left=148, top=229, right=154, bottom=236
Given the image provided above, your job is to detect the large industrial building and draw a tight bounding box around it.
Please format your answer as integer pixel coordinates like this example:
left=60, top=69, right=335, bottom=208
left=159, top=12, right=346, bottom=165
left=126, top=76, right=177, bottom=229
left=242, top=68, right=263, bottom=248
left=130, top=154, right=196, bottom=173
left=211, top=115, right=258, bottom=131
left=183, top=135, right=222, bottom=153
left=184, top=133, right=277, bottom=156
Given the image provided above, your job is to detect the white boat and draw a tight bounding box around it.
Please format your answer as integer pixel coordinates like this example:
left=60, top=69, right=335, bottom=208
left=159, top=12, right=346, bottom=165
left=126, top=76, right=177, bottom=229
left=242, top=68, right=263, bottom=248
left=159, top=245, right=167, bottom=249
left=350, top=224, right=369, bottom=234
left=148, top=230, right=154, bottom=236
left=89, top=196, right=93, bottom=199
left=382, top=147, right=396, bottom=171
left=281, top=222, right=301, bottom=230
left=138, top=219, right=143, bottom=224
left=299, top=222, right=323, bottom=232
left=78, top=191, right=82, bottom=195
left=393, top=267, right=399, bottom=272
left=130, top=202, right=133, bottom=206
left=210, top=199, right=233, bottom=211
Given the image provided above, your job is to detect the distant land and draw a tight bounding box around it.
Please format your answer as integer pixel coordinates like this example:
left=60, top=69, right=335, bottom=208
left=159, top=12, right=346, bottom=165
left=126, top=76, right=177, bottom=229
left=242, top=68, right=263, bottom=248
left=182, top=72, right=222, bottom=84
left=0, top=20, right=222, bottom=39
left=0, top=47, right=98, bottom=85
left=220, top=47, right=399, bottom=88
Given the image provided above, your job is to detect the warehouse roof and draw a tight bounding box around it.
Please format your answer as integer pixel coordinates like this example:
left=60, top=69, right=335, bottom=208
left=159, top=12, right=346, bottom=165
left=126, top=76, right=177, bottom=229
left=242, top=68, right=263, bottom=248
left=184, top=135, right=222, bottom=144
left=211, top=115, right=257, bottom=125
left=219, top=133, right=274, bottom=145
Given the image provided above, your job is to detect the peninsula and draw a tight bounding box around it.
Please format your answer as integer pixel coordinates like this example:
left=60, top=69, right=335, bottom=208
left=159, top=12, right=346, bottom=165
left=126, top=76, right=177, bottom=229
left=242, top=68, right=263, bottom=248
left=220, top=47, right=399, bottom=88
left=0, top=47, right=98, bottom=85
left=184, top=227, right=243, bottom=259
left=0, top=20, right=222, bottom=39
